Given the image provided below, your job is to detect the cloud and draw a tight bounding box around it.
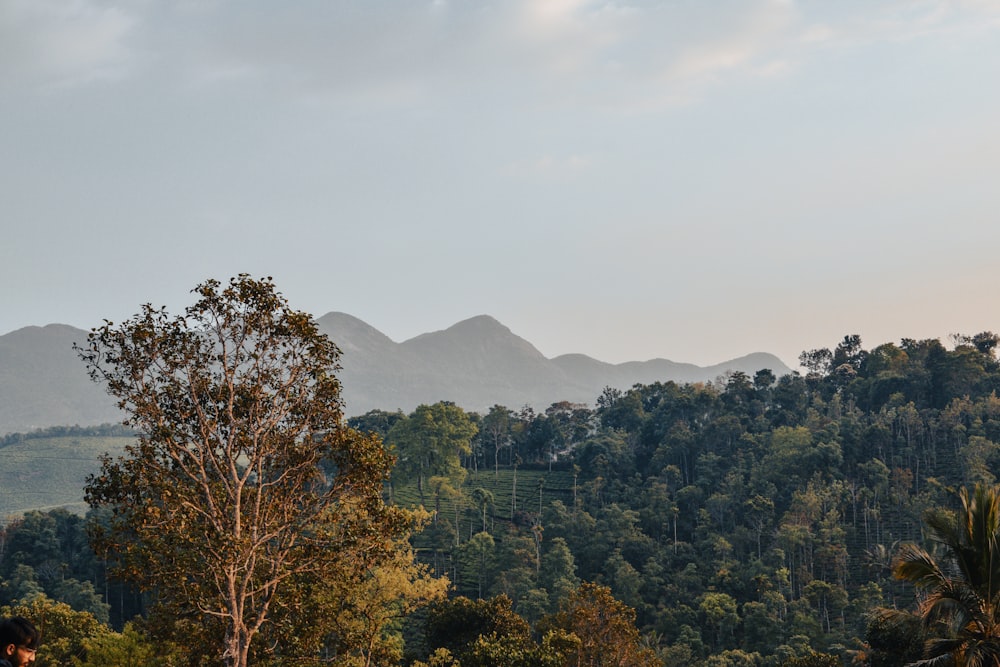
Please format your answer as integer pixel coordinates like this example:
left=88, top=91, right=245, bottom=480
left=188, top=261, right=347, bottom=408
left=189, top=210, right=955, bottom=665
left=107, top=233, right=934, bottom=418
left=662, top=1, right=797, bottom=79
left=512, top=0, right=630, bottom=71
left=790, top=1, right=1000, bottom=50
left=0, top=0, right=136, bottom=89
left=7, top=0, right=1000, bottom=108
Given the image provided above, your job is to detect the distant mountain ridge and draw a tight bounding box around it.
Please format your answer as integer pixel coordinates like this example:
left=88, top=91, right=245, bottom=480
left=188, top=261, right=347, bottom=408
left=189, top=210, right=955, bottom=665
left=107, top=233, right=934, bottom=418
left=0, top=315, right=792, bottom=435
left=313, top=313, right=793, bottom=417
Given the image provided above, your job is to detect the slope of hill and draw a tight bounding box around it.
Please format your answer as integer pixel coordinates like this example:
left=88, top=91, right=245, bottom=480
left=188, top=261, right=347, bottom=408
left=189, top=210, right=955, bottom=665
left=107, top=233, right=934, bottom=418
left=0, top=316, right=793, bottom=435
left=0, top=435, right=132, bottom=520
left=394, top=316, right=588, bottom=409
left=0, top=325, right=122, bottom=435
left=317, top=312, right=432, bottom=413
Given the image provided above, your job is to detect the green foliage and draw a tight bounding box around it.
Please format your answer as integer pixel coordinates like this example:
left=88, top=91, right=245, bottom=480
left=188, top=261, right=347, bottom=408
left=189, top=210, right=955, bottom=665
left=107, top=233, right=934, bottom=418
left=777, top=652, right=840, bottom=667
left=421, top=595, right=531, bottom=663
left=539, top=537, right=578, bottom=604
left=863, top=611, right=924, bottom=667
left=410, top=647, right=461, bottom=667
left=0, top=510, right=110, bottom=623
left=462, top=532, right=497, bottom=599
left=702, top=649, right=763, bottom=667
left=75, top=622, right=180, bottom=667
left=540, top=582, right=661, bottom=667
left=418, top=585, right=660, bottom=667
left=3, top=565, right=44, bottom=602
left=700, top=592, right=739, bottom=649
left=1, top=595, right=110, bottom=667
left=282, top=506, right=448, bottom=667
left=388, top=402, right=478, bottom=503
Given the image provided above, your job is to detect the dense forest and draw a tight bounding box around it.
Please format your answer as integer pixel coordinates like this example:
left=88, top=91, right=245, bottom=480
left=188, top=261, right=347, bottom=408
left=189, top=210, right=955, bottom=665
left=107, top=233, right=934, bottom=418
left=2, top=331, right=999, bottom=666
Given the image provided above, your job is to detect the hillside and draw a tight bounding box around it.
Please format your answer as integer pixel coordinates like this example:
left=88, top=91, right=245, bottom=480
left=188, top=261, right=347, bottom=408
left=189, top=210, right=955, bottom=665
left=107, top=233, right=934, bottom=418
left=2, top=331, right=1000, bottom=667
left=0, top=434, right=131, bottom=520
left=0, top=325, right=123, bottom=435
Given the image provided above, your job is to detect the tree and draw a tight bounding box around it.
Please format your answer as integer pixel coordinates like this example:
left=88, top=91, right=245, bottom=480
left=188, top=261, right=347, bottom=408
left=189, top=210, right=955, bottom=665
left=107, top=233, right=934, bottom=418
left=832, top=334, right=867, bottom=371
left=348, top=409, right=407, bottom=439
left=471, top=487, right=495, bottom=533
left=539, top=582, right=661, bottom=667
left=799, top=348, right=833, bottom=377
left=463, top=532, right=497, bottom=599
left=422, top=595, right=532, bottom=664
left=745, top=495, right=775, bottom=560
left=388, top=402, right=478, bottom=503
left=703, top=649, right=762, bottom=667
left=951, top=332, right=1000, bottom=357
left=78, top=275, right=406, bottom=667
left=883, top=483, right=1000, bottom=667
left=481, top=405, right=513, bottom=477
left=2, top=565, right=44, bottom=603
left=699, top=592, right=738, bottom=651
left=539, top=537, right=579, bottom=605
left=307, top=519, right=449, bottom=667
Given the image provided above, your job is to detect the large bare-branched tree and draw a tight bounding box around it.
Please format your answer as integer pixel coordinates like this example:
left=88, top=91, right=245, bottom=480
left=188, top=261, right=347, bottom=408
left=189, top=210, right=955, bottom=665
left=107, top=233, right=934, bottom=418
left=79, top=275, right=411, bottom=667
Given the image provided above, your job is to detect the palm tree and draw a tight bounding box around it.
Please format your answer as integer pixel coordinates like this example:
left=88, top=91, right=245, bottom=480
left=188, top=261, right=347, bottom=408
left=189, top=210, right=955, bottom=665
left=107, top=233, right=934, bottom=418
left=889, top=483, right=1000, bottom=667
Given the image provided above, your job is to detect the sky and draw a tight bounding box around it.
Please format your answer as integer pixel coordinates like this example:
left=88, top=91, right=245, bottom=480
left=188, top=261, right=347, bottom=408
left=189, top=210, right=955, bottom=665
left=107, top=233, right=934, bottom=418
left=3, top=0, right=1000, bottom=369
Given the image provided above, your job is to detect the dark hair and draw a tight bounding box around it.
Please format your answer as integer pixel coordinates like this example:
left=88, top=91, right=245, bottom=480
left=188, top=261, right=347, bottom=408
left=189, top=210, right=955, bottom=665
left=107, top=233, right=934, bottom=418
left=0, top=617, right=39, bottom=650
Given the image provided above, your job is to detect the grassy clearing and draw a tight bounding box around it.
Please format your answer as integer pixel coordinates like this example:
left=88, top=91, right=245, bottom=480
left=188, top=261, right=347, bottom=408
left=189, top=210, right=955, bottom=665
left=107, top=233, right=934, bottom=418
left=0, top=436, right=132, bottom=521
left=0, top=434, right=578, bottom=533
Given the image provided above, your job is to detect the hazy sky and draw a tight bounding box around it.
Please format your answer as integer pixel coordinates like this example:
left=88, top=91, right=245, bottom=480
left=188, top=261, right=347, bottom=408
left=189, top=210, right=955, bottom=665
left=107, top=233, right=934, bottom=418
left=3, top=0, right=999, bottom=369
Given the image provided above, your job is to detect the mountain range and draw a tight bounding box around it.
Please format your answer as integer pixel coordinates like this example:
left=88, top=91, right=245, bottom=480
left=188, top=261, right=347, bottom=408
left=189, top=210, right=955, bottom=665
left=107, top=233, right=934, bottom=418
left=0, top=314, right=792, bottom=436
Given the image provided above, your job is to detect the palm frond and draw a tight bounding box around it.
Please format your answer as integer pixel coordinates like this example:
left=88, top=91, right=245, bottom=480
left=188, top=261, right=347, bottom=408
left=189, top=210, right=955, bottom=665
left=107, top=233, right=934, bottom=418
left=907, top=647, right=957, bottom=667
left=962, top=637, right=1000, bottom=667
left=895, top=485, right=1000, bottom=667
left=896, top=543, right=951, bottom=589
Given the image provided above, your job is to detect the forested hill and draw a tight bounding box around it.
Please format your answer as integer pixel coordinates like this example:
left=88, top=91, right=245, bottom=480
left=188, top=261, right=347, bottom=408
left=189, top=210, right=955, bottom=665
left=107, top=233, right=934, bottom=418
left=360, top=331, right=1000, bottom=666
left=0, top=315, right=790, bottom=435
left=2, top=331, right=999, bottom=665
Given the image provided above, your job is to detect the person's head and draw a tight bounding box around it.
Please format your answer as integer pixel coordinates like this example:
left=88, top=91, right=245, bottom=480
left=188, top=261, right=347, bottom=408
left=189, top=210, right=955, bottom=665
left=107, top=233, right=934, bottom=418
left=0, top=617, right=38, bottom=667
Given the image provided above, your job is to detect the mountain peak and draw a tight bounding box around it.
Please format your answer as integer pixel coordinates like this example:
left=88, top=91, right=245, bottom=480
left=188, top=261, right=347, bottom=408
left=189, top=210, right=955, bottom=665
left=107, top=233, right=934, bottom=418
left=402, top=314, right=543, bottom=360
left=445, top=315, right=511, bottom=336
left=316, top=312, right=397, bottom=353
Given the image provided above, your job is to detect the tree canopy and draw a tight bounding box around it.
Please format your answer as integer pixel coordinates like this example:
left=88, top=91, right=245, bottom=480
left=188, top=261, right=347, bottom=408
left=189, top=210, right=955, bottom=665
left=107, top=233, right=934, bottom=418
left=15, top=322, right=1000, bottom=665
left=78, top=275, right=419, bottom=667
